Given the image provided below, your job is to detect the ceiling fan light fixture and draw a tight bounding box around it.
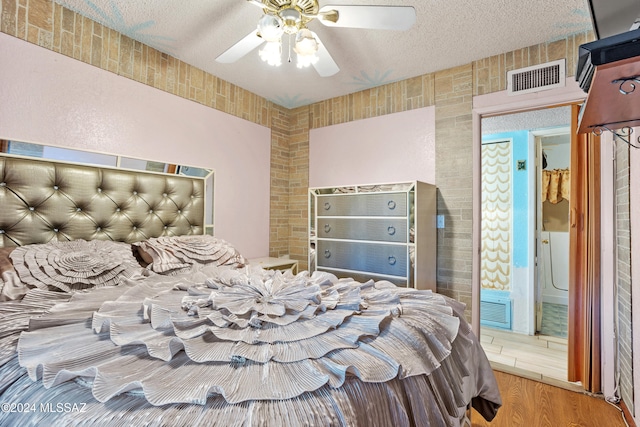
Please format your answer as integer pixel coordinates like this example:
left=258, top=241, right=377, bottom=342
left=257, top=14, right=284, bottom=42
left=220, top=1, right=416, bottom=77
left=259, top=40, right=282, bottom=66
left=296, top=53, right=319, bottom=68
left=280, top=8, right=302, bottom=34
left=294, top=28, right=319, bottom=68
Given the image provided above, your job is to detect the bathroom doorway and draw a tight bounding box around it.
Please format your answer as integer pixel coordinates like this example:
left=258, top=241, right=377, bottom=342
left=479, top=106, right=577, bottom=386
left=535, top=129, right=570, bottom=339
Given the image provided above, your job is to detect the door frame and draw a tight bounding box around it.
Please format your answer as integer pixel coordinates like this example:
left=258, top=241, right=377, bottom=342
left=471, top=78, right=616, bottom=398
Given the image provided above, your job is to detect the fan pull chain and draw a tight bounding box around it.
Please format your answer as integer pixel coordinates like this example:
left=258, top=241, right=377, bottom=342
left=287, top=33, right=293, bottom=63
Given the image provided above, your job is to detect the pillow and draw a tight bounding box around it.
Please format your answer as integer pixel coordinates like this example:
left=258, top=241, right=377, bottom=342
left=10, top=239, right=145, bottom=292
left=0, top=247, right=30, bottom=301
left=0, top=247, right=15, bottom=278
left=133, top=235, right=246, bottom=275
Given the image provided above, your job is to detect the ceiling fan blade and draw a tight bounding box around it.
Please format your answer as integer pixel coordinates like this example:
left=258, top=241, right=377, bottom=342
left=318, top=5, right=416, bottom=30
left=216, top=30, right=265, bottom=63
left=313, top=38, right=339, bottom=77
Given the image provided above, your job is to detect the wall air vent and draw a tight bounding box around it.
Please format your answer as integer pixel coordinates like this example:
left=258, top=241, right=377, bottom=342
left=480, top=291, right=512, bottom=330
left=507, top=59, right=566, bottom=96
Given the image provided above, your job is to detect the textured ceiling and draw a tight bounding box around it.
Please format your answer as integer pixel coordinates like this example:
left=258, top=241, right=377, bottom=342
left=482, top=107, right=572, bottom=136
left=53, top=0, right=594, bottom=108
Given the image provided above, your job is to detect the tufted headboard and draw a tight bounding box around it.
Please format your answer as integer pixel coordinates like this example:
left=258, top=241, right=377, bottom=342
left=0, top=154, right=205, bottom=247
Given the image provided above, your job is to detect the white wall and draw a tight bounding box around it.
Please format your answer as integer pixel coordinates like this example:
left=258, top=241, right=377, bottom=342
left=309, top=107, right=436, bottom=187
left=0, top=33, right=271, bottom=259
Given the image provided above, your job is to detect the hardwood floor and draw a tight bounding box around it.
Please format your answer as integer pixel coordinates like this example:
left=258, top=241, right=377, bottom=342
left=471, top=371, right=629, bottom=427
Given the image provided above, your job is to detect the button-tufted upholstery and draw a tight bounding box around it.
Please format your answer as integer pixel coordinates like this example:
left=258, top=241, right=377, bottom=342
left=0, top=156, right=205, bottom=247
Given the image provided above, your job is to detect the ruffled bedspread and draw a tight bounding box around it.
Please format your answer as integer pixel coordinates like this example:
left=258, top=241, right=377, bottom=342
left=0, top=266, right=500, bottom=426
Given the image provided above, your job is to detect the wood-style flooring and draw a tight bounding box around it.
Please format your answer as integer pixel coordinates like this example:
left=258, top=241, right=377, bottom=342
left=480, top=326, right=579, bottom=390
left=471, top=371, right=629, bottom=427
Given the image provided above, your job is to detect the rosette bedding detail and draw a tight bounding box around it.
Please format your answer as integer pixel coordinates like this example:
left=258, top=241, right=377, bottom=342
left=2, top=266, right=501, bottom=426
left=9, top=239, right=145, bottom=292
left=133, top=235, right=246, bottom=275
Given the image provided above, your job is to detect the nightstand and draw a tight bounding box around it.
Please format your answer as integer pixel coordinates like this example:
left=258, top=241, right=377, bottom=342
left=249, top=257, right=298, bottom=274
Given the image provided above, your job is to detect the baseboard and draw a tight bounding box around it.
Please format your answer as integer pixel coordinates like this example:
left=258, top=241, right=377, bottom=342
left=620, top=399, right=636, bottom=427
left=489, top=361, right=584, bottom=394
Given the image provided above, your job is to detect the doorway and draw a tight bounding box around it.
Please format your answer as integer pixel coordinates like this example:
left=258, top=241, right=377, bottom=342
left=478, top=106, right=578, bottom=387
left=535, top=129, right=571, bottom=338
left=472, top=82, right=618, bottom=397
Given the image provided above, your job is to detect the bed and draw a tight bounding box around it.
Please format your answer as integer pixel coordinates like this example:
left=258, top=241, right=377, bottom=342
left=0, top=154, right=501, bottom=426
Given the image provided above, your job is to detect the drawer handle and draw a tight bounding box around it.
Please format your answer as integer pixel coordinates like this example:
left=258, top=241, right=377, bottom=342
left=324, top=224, right=331, bottom=233
left=387, top=200, right=396, bottom=210
left=324, top=202, right=331, bottom=211
left=387, top=226, right=396, bottom=235
left=324, top=249, right=331, bottom=258
left=388, top=256, right=397, bottom=265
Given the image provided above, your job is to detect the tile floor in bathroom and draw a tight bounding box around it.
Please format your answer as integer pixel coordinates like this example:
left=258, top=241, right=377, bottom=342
left=479, top=303, right=579, bottom=390
left=539, top=302, right=568, bottom=338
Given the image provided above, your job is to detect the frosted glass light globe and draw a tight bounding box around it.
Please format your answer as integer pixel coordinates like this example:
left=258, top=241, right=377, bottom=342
left=257, top=14, right=284, bottom=42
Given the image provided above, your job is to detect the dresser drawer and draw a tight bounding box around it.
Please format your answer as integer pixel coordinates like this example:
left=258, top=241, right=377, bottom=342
left=317, top=193, right=407, bottom=217
left=316, top=218, right=407, bottom=242
left=316, top=241, right=407, bottom=277
left=317, top=268, right=408, bottom=287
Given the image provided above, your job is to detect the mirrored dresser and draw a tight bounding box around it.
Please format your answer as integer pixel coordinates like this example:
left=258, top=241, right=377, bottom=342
left=309, top=181, right=436, bottom=290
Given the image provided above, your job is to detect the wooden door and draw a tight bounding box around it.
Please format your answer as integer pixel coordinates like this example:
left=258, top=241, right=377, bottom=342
left=568, top=104, right=601, bottom=392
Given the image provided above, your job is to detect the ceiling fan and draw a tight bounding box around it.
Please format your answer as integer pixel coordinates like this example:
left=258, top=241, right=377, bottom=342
left=216, top=0, right=416, bottom=77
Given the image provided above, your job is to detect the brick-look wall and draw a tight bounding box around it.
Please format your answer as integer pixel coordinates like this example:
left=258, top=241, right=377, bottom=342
left=286, top=106, right=311, bottom=270
left=269, top=104, right=292, bottom=259
left=309, top=74, right=435, bottom=127
left=473, top=31, right=593, bottom=94
left=433, top=65, right=474, bottom=309
left=615, top=143, right=634, bottom=413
